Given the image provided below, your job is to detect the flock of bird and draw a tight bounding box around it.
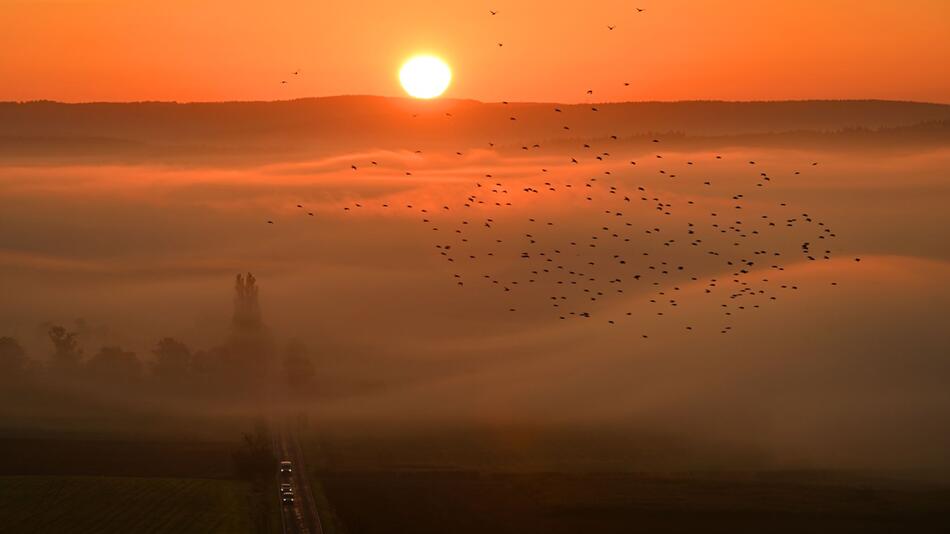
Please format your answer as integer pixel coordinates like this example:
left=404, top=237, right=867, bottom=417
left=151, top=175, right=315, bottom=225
left=270, top=6, right=857, bottom=338
left=327, top=144, right=850, bottom=337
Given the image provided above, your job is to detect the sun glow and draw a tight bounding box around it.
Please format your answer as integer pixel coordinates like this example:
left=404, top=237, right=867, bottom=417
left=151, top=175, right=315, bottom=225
left=399, top=55, right=452, bottom=99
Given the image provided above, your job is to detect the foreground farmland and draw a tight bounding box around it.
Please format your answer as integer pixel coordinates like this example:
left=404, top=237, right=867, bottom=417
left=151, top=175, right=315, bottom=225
left=0, top=425, right=281, bottom=534
left=0, top=476, right=253, bottom=534
left=316, top=470, right=950, bottom=534
left=304, top=425, right=950, bottom=534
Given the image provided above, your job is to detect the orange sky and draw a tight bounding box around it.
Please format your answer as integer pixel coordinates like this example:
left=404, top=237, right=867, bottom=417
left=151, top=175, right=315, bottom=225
left=1, top=0, right=948, bottom=103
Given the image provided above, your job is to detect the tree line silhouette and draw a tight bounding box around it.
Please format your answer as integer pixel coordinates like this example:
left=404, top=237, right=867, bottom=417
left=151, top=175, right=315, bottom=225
left=0, top=274, right=316, bottom=403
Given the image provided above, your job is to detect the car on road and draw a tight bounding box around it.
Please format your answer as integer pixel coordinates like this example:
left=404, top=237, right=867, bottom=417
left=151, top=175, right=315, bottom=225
left=281, top=492, right=295, bottom=505
left=280, top=483, right=293, bottom=496
left=279, top=460, right=293, bottom=475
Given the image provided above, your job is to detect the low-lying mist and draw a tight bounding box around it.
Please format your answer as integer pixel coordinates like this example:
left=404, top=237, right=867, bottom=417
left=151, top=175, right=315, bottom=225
left=1, top=103, right=949, bottom=476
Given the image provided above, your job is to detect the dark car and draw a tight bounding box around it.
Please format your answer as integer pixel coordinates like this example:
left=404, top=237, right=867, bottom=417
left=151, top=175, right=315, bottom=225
left=279, top=460, right=293, bottom=475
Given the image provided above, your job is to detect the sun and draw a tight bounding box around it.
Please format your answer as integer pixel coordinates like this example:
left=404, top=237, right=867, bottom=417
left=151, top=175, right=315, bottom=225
left=399, top=55, right=452, bottom=99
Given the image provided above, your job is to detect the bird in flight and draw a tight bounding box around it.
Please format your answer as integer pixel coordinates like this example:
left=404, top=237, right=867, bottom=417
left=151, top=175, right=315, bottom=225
left=489, top=10, right=497, bottom=15
left=327, top=24, right=848, bottom=338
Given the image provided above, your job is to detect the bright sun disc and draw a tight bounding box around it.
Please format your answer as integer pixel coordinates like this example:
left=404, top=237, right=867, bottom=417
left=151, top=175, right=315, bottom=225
left=400, top=55, right=452, bottom=99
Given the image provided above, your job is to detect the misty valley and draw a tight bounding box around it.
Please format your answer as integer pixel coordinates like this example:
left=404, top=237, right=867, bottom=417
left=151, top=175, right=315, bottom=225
left=1, top=98, right=949, bottom=533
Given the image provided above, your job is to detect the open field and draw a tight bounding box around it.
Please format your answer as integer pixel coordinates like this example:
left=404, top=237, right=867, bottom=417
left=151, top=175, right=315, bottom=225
left=0, top=427, right=280, bottom=534
left=0, top=436, right=236, bottom=479
left=316, top=470, right=950, bottom=534
left=0, top=476, right=254, bottom=534
left=303, top=425, right=950, bottom=534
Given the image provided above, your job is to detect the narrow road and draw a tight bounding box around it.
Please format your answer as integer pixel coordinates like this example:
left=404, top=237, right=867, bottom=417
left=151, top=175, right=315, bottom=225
left=277, top=421, right=324, bottom=534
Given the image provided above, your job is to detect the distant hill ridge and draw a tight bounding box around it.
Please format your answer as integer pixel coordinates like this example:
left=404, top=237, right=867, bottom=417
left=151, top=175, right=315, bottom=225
left=1, top=97, right=947, bottom=163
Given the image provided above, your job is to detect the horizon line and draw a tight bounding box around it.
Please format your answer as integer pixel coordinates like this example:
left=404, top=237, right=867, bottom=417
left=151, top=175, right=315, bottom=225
left=3, top=95, right=949, bottom=107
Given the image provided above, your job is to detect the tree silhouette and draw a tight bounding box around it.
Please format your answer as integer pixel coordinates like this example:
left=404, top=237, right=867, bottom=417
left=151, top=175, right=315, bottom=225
left=232, top=423, right=277, bottom=481
left=233, top=272, right=262, bottom=332
left=47, top=325, right=83, bottom=373
left=227, top=272, right=273, bottom=396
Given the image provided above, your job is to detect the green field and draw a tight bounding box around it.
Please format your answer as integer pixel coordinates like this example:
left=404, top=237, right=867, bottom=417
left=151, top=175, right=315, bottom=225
left=0, top=476, right=254, bottom=534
